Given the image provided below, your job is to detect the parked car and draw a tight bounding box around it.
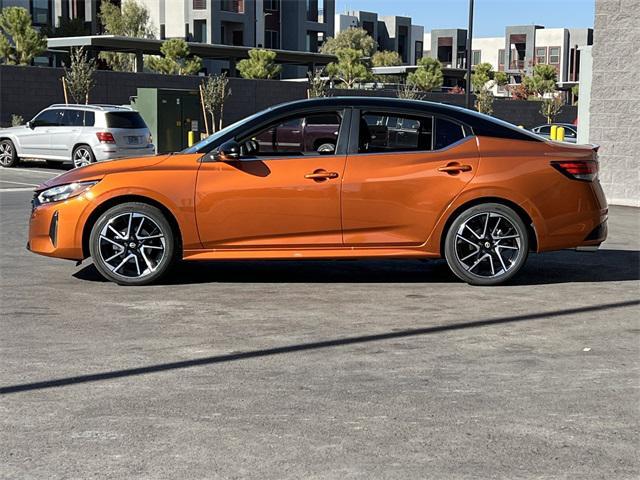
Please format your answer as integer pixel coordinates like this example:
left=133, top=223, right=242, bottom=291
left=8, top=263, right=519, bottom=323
left=531, top=123, right=577, bottom=143
left=0, top=104, right=155, bottom=169
left=27, top=97, right=607, bottom=286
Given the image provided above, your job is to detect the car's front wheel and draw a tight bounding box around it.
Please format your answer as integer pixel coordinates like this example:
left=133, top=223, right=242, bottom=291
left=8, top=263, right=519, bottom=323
left=72, top=145, right=95, bottom=169
left=444, top=203, right=529, bottom=286
left=89, top=202, right=176, bottom=285
left=0, top=139, right=19, bottom=168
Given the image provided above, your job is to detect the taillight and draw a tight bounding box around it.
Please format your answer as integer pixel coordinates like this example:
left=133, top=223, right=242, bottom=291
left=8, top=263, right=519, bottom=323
left=96, top=132, right=115, bottom=144
left=551, top=160, right=598, bottom=182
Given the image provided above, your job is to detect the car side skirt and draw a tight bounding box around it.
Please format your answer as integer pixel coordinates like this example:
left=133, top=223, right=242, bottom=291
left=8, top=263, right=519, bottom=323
left=182, top=247, right=440, bottom=261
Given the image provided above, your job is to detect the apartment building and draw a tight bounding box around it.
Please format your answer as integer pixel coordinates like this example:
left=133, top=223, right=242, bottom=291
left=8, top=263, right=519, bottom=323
left=426, top=25, right=593, bottom=84
left=334, top=11, right=425, bottom=65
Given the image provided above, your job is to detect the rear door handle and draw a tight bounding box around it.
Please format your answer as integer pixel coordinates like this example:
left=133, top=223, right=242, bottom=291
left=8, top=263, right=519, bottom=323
left=437, top=163, right=472, bottom=174
left=304, top=169, right=339, bottom=180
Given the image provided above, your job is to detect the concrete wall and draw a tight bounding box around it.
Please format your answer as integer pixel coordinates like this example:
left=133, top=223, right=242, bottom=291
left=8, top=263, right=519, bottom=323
left=576, top=45, right=592, bottom=144
left=473, top=37, right=504, bottom=71
left=0, top=65, right=576, bottom=130
left=0, top=66, right=308, bottom=128
left=589, top=0, right=639, bottom=206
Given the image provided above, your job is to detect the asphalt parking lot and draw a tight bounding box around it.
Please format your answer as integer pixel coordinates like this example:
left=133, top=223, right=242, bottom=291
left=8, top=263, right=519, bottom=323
left=1, top=162, right=639, bottom=479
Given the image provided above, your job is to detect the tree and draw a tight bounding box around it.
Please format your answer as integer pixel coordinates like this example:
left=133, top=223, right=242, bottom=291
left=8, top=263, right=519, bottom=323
left=471, top=62, right=496, bottom=114
left=99, top=0, right=154, bottom=71
left=64, top=47, right=96, bottom=103
left=320, top=27, right=377, bottom=57
left=326, top=48, right=371, bottom=89
left=494, top=71, right=508, bottom=89
left=42, top=17, right=90, bottom=38
left=201, top=73, right=231, bottom=133
left=396, top=82, right=420, bottom=100
left=407, top=57, right=443, bottom=92
left=371, top=50, right=402, bottom=67
left=571, top=84, right=579, bottom=105
left=540, top=95, right=563, bottom=124
left=0, top=7, right=47, bottom=65
left=11, top=114, right=24, bottom=127
left=236, top=48, right=281, bottom=79
left=307, top=68, right=328, bottom=98
left=523, top=64, right=557, bottom=97
left=147, top=38, right=202, bottom=75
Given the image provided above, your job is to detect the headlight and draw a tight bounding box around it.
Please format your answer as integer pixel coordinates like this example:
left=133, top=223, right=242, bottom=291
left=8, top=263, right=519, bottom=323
left=36, top=181, right=99, bottom=205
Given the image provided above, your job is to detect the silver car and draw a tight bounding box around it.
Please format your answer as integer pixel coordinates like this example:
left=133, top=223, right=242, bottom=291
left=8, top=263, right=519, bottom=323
left=0, top=104, right=155, bottom=169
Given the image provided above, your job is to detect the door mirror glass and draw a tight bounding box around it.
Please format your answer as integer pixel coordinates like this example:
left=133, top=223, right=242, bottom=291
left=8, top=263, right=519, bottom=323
left=215, top=140, right=241, bottom=161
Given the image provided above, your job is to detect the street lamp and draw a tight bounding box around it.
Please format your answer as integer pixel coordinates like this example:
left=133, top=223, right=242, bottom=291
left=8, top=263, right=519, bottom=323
left=465, top=0, right=475, bottom=109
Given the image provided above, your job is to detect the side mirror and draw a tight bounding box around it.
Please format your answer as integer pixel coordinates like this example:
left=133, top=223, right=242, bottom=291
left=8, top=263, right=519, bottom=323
left=215, top=140, right=240, bottom=161
left=26, top=121, right=34, bottom=129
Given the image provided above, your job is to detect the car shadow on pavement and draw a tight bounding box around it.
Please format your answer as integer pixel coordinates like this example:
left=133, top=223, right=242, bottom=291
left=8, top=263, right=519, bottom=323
left=72, top=249, right=640, bottom=285
left=2, top=298, right=638, bottom=395
left=12, top=159, right=72, bottom=171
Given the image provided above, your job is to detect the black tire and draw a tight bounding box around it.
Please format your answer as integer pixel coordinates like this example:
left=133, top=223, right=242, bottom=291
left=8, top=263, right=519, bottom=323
left=72, top=145, right=95, bottom=169
left=89, top=202, right=176, bottom=286
left=0, top=139, right=19, bottom=168
left=444, top=203, right=529, bottom=286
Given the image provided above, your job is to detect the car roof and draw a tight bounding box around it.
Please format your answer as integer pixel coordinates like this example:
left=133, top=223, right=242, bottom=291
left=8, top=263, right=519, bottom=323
left=47, top=104, right=134, bottom=112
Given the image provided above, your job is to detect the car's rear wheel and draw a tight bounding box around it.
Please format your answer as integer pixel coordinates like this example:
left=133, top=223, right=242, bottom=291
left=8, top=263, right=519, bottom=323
left=0, top=139, right=19, bottom=168
left=89, top=202, right=176, bottom=286
left=72, top=145, right=95, bottom=169
left=444, top=203, right=529, bottom=286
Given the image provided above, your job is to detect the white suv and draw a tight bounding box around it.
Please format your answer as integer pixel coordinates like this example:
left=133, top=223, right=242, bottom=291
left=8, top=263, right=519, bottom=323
left=0, top=104, right=155, bottom=169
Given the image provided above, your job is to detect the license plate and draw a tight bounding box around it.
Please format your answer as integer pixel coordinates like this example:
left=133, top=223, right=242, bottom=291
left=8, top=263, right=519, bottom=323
left=126, top=136, right=140, bottom=145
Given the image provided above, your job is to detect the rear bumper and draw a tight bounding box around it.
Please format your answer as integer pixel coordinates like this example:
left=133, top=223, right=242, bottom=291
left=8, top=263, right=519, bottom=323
left=93, top=144, right=156, bottom=161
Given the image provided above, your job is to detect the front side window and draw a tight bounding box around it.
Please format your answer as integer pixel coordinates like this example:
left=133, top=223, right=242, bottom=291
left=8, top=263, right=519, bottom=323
left=240, top=112, right=341, bottom=156
left=32, top=109, right=63, bottom=127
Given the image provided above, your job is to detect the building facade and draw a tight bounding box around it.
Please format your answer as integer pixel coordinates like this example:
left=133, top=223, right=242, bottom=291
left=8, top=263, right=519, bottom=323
left=334, top=11, right=425, bottom=65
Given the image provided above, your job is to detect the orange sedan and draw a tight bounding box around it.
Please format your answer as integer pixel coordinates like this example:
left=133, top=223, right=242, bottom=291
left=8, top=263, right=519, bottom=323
left=27, top=97, right=607, bottom=286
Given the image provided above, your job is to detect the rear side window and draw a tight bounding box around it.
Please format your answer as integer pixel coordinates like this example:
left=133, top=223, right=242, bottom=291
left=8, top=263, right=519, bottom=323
left=105, top=112, right=147, bottom=129
left=65, top=110, right=84, bottom=127
left=434, top=118, right=466, bottom=150
left=84, top=111, right=95, bottom=126
left=359, top=112, right=433, bottom=153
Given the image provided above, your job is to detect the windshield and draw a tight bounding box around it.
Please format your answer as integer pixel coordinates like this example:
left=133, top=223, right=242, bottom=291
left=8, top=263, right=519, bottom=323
left=182, top=109, right=268, bottom=154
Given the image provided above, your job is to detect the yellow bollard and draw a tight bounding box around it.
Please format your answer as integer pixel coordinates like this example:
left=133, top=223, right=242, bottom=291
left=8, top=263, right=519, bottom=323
left=188, top=130, right=195, bottom=147
left=550, top=125, right=558, bottom=141
left=557, top=126, right=565, bottom=142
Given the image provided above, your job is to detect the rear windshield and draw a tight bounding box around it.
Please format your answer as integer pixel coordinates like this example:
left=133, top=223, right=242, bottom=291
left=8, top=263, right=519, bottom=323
left=105, top=112, right=147, bottom=129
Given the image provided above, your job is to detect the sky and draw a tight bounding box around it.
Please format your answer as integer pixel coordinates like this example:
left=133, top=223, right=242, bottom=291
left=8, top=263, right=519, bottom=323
left=334, top=0, right=595, bottom=37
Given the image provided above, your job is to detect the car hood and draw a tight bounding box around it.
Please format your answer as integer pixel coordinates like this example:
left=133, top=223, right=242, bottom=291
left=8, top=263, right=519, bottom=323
left=37, top=154, right=171, bottom=191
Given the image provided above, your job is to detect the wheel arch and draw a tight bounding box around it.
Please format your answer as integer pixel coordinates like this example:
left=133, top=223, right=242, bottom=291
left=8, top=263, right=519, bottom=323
left=438, top=196, right=539, bottom=256
left=81, top=194, right=183, bottom=258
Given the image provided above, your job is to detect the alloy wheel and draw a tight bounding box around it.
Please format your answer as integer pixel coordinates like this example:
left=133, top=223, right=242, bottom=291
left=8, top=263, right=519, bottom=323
left=454, top=212, right=523, bottom=279
left=98, top=212, right=166, bottom=279
left=0, top=142, right=13, bottom=167
left=73, top=147, right=93, bottom=168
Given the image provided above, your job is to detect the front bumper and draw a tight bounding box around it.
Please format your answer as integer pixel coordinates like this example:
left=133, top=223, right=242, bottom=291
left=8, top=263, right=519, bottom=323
left=93, top=144, right=156, bottom=162
left=28, top=195, right=88, bottom=260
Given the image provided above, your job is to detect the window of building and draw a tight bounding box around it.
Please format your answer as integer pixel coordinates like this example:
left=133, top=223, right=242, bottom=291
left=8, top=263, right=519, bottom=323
left=160, top=24, right=166, bottom=39
left=498, top=49, right=505, bottom=71
left=264, top=0, right=280, bottom=10
left=221, top=0, right=244, bottom=13
left=415, top=41, right=423, bottom=64
left=242, top=112, right=342, bottom=156
left=193, top=0, right=206, bottom=9
left=31, top=0, right=51, bottom=25
left=194, top=20, right=207, bottom=43
left=535, top=46, right=547, bottom=64
left=472, top=50, right=481, bottom=66
left=549, top=46, right=561, bottom=64
left=232, top=30, right=244, bottom=46
left=265, top=30, right=280, bottom=49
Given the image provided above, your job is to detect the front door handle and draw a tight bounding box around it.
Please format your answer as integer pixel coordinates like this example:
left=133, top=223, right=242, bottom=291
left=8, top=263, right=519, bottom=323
left=437, top=163, right=472, bottom=174
left=304, top=169, right=339, bottom=181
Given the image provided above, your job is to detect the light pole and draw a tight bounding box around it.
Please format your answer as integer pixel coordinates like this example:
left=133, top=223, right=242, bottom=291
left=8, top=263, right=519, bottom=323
left=465, top=0, right=475, bottom=109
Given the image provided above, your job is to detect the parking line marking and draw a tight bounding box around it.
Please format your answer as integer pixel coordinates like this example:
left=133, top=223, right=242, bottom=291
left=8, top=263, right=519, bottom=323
left=0, top=187, right=35, bottom=192
left=0, top=168, right=59, bottom=176
left=1, top=180, right=39, bottom=186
